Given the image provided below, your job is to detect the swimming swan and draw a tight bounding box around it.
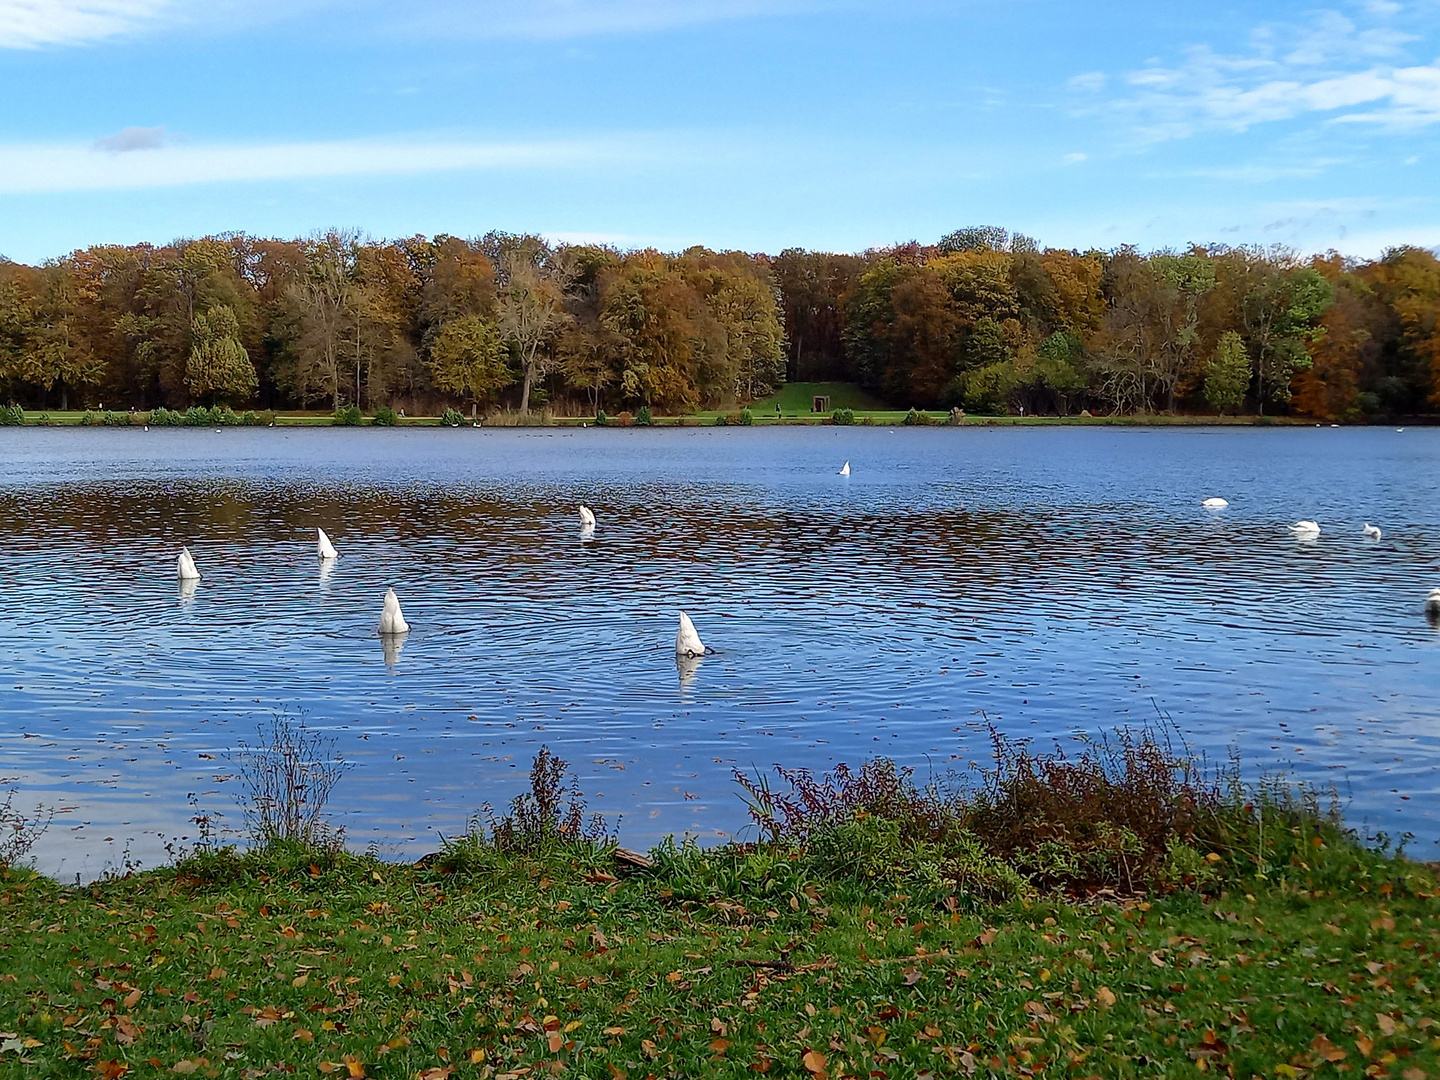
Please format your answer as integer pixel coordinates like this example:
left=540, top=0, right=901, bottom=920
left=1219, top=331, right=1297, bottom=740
left=676, top=611, right=706, bottom=657
left=1427, top=589, right=1440, bottom=620
left=1362, top=523, right=1382, bottom=540
left=317, top=527, right=339, bottom=560
left=1290, top=520, right=1321, bottom=537
left=378, top=588, right=410, bottom=635
left=177, top=547, right=201, bottom=580
left=578, top=505, right=596, bottom=528
left=1202, top=498, right=1228, bottom=509
left=839, top=462, right=850, bottom=476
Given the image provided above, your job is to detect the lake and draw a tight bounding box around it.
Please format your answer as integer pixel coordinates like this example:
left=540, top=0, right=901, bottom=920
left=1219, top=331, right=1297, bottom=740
left=2, top=424, right=1438, bottom=879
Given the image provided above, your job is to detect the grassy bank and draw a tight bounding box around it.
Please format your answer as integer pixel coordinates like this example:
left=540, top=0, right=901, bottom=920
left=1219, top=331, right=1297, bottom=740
left=3, top=734, right=1439, bottom=1078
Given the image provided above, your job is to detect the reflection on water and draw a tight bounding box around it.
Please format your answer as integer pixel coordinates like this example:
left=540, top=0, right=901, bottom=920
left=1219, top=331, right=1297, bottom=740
left=1, top=424, right=1439, bottom=879
left=380, top=631, right=408, bottom=669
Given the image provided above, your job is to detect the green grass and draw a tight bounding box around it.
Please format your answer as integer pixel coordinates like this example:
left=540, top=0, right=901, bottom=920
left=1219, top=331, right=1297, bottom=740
left=748, top=382, right=892, bottom=416
left=1, top=844, right=1436, bottom=1080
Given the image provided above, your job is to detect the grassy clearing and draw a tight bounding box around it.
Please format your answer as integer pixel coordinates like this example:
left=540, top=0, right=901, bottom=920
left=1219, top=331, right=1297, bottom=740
left=3, top=732, right=1439, bottom=1079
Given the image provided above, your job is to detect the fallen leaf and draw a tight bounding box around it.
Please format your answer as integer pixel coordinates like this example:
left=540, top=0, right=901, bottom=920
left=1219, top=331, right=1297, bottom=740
left=418, top=1070, right=454, bottom=1080
left=902, top=968, right=922, bottom=986
left=291, top=974, right=308, bottom=988
left=171, top=1062, right=201, bottom=1075
left=1096, top=986, right=1117, bottom=1009
left=641, top=1039, right=658, bottom=1059
left=292, top=1028, right=314, bottom=1044
left=1402, top=1069, right=1427, bottom=1080
left=976, top=929, right=997, bottom=947
left=342, top=1056, right=365, bottom=1078
left=602, top=1027, right=626, bottom=1037
left=1312, top=1034, right=1346, bottom=1063
left=802, top=1049, right=828, bottom=1077
left=94, top=1063, right=129, bottom=1079
left=1377, top=1014, right=1398, bottom=1037
left=1356, top=1035, right=1375, bottom=1058
left=546, top=1033, right=562, bottom=1054
left=115, top=1018, right=142, bottom=1045
left=710, top=1039, right=730, bottom=1054
left=123, top=989, right=142, bottom=1010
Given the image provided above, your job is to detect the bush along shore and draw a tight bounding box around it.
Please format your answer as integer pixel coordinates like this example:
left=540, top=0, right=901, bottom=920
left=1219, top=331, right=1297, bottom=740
left=2, top=728, right=1438, bottom=1079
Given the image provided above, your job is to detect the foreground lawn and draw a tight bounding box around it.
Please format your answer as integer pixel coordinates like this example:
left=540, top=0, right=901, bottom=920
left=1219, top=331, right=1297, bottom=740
left=2, top=849, right=1437, bottom=1080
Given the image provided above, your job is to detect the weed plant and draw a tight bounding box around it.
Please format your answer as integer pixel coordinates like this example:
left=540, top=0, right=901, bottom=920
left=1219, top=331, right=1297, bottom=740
left=0, top=403, right=24, bottom=425
left=228, top=713, right=350, bottom=852
left=830, top=407, right=856, bottom=425
left=440, top=407, right=465, bottom=427
left=902, top=407, right=935, bottom=425
left=371, top=406, right=398, bottom=426
left=332, top=405, right=363, bottom=426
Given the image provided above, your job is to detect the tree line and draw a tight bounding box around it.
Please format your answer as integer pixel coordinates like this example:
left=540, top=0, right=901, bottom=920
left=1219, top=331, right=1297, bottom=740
left=1, top=225, right=1437, bottom=419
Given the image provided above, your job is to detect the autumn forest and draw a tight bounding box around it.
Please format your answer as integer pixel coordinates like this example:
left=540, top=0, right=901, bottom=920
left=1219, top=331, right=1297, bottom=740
left=2, top=226, right=1438, bottom=420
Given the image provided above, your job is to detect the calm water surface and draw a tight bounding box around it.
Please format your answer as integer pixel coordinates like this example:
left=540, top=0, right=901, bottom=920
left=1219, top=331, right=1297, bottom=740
left=2, top=425, right=1438, bottom=878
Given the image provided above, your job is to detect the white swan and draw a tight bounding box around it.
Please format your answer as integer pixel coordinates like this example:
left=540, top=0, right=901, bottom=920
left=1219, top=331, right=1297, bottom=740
left=676, top=611, right=706, bottom=657
left=1290, top=520, right=1321, bottom=537
left=578, top=505, right=596, bottom=528
left=317, top=527, right=338, bottom=560
left=378, top=588, right=410, bottom=635
left=1201, top=497, right=1228, bottom=510
left=177, top=547, right=201, bottom=581
left=839, top=461, right=850, bottom=476
left=1362, top=523, right=1382, bottom=540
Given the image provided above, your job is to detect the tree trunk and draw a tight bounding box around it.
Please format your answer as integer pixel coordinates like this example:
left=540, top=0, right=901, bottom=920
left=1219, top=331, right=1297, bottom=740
left=520, top=369, right=533, bottom=413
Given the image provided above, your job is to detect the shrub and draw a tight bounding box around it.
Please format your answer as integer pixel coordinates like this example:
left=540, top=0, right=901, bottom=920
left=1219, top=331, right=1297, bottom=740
left=228, top=712, right=350, bottom=850
left=372, top=406, right=398, bottom=426
left=0, top=404, right=24, bottom=426
left=213, top=405, right=240, bottom=426
left=595, top=409, right=608, bottom=426
left=81, top=409, right=103, bottom=426
left=859, top=416, right=876, bottom=425
left=831, top=408, right=856, bottom=425
left=183, top=405, right=211, bottom=426
left=0, top=787, right=53, bottom=869
left=101, top=411, right=126, bottom=426
left=238, top=410, right=259, bottom=426
left=739, top=406, right=754, bottom=426
left=255, top=409, right=278, bottom=426
left=613, top=410, right=633, bottom=427
left=902, top=408, right=934, bottom=426
left=440, top=407, right=465, bottom=428
left=146, top=406, right=182, bottom=426
left=333, top=404, right=363, bottom=426
left=636, top=405, right=653, bottom=426
left=713, top=413, right=728, bottom=426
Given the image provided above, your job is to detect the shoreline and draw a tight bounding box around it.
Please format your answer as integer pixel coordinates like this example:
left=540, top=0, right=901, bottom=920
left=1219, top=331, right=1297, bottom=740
left=3, top=410, right=1434, bottom=429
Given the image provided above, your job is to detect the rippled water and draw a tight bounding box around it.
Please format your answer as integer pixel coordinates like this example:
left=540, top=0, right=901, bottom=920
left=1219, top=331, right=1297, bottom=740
left=2, top=425, right=1439, bottom=878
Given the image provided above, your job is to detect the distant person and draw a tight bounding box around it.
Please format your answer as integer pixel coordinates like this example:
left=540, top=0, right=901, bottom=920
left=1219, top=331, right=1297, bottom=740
left=775, top=403, right=782, bottom=420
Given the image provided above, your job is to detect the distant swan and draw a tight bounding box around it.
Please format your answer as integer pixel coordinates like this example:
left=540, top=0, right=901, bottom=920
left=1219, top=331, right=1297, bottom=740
left=1290, top=520, right=1321, bottom=537
left=578, top=505, right=596, bottom=528
left=1362, top=523, right=1382, bottom=540
left=676, top=611, right=706, bottom=657
left=378, top=588, right=410, bottom=635
left=1202, top=497, right=1228, bottom=509
left=1426, top=589, right=1440, bottom=620
left=177, top=547, right=201, bottom=581
left=317, top=527, right=338, bottom=560
left=839, top=461, right=850, bottom=476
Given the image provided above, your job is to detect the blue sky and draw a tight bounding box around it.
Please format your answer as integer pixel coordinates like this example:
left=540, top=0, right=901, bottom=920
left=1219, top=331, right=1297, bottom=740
left=1, top=0, right=1438, bottom=262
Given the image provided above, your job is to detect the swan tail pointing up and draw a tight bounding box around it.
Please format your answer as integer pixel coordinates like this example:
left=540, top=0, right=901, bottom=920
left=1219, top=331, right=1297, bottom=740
left=177, top=547, right=201, bottom=581
left=317, top=527, right=339, bottom=560
left=676, top=611, right=705, bottom=656
left=379, top=588, right=410, bottom=635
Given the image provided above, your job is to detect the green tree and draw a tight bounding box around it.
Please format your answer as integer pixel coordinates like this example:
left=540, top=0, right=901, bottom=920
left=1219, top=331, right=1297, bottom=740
left=1204, top=331, right=1250, bottom=415
left=428, top=315, right=511, bottom=412
left=186, top=305, right=256, bottom=403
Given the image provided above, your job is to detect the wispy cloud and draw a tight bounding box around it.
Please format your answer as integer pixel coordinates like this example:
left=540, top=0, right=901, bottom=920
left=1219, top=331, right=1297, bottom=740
left=0, top=134, right=648, bottom=193
left=0, top=0, right=832, bottom=50
left=1077, top=5, right=1440, bottom=141
left=0, top=0, right=169, bottom=48
left=93, top=124, right=169, bottom=152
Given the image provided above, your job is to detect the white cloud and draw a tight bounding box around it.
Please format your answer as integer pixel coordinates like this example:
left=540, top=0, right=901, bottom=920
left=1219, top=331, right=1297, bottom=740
left=0, top=134, right=643, bottom=193
left=1067, top=71, right=1107, bottom=93
left=0, top=0, right=168, bottom=48
left=1063, top=152, right=1087, bottom=163
left=383, top=0, right=824, bottom=40
left=1101, top=6, right=1440, bottom=140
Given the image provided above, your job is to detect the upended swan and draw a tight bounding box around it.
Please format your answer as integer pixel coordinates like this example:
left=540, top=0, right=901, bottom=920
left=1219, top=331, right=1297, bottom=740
left=378, top=588, right=410, bottom=635
left=839, top=461, right=851, bottom=476
left=1202, top=497, right=1228, bottom=509
left=676, top=611, right=706, bottom=657
left=177, top=547, right=201, bottom=581
left=578, top=505, right=596, bottom=528
left=317, top=527, right=338, bottom=560
left=1290, top=520, right=1321, bottom=537
left=1427, top=589, right=1440, bottom=619
left=1363, top=523, right=1383, bottom=540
